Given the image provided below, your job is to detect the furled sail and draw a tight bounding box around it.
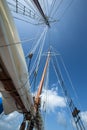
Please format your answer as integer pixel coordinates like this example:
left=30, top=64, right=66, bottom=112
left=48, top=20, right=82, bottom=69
left=0, top=0, right=34, bottom=114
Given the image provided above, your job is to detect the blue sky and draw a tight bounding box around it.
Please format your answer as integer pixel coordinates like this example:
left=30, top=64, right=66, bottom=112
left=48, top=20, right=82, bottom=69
left=0, top=0, right=87, bottom=130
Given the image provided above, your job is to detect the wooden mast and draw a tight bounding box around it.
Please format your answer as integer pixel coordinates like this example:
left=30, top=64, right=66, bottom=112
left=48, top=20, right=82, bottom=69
left=35, top=51, right=50, bottom=110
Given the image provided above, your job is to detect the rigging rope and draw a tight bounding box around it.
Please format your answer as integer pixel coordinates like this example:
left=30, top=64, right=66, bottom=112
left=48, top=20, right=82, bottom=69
left=25, top=27, right=48, bottom=80
left=29, top=27, right=47, bottom=55
left=42, top=0, right=46, bottom=14
left=60, top=56, right=82, bottom=110
left=51, top=57, right=77, bottom=129
left=0, top=37, right=36, bottom=48
left=26, top=27, right=48, bottom=78
left=29, top=53, right=39, bottom=77
left=51, top=53, right=85, bottom=130
left=58, top=0, right=74, bottom=21
left=35, top=27, right=48, bottom=74
left=49, top=0, right=57, bottom=17
left=43, top=0, right=48, bottom=16
left=7, top=0, right=44, bottom=25
left=50, top=0, right=63, bottom=18
left=24, top=0, right=42, bottom=19
left=45, top=0, right=49, bottom=16
left=29, top=0, right=44, bottom=21
left=13, top=16, right=38, bottom=25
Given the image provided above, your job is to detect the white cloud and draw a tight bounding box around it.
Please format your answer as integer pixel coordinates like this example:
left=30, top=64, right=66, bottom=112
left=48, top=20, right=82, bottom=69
left=0, top=112, right=23, bottom=130
left=80, top=111, right=87, bottom=128
left=41, top=88, right=66, bottom=112
left=0, top=88, right=66, bottom=129
left=57, top=111, right=67, bottom=127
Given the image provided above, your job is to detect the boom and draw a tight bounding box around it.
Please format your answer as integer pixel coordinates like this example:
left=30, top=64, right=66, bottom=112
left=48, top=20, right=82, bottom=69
left=32, top=0, right=50, bottom=27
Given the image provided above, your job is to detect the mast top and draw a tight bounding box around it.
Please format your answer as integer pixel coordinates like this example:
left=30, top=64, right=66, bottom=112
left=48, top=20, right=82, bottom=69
left=33, top=0, right=50, bottom=27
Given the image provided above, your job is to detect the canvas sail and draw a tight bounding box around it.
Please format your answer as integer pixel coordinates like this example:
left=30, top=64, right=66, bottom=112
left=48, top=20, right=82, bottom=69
left=0, top=0, right=34, bottom=114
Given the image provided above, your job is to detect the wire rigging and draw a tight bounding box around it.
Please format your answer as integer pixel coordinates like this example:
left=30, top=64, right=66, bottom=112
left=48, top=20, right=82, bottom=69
left=50, top=0, right=63, bottom=18
left=24, top=0, right=42, bottom=19
left=58, top=0, right=74, bottom=21
left=7, top=0, right=74, bottom=27
left=48, top=0, right=57, bottom=17
left=0, top=38, right=37, bottom=48
left=25, top=27, right=48, bottom=81
left=7, top=0, right=44, bottom=25
left=45, top=0, right=49, bottom=16
left=43, top=0, right=48, bottom=16
left=51, top=52, right=85, bottom=130
left=60, top=56, right=82, bottom=110
left=28, top=27, right=47, bottom=56
left=35, top=27, right=48, bottom=74
left=1, top=0, right=85, bottom=130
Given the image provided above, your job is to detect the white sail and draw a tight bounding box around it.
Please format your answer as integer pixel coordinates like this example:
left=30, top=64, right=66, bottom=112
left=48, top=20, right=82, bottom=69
left=0, top=0, right=34, bottom=114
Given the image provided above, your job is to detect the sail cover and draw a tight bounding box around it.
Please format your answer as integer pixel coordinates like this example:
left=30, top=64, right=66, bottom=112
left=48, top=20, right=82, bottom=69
left=0, top=0, right=34, bottom=114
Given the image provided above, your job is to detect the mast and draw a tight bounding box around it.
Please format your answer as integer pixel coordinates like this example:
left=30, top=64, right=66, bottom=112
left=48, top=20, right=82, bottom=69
left=32, top=0, right=50, bottom=27
left=35, top=51, right=50, bottom=111
left=20, top=51, right=50, bottom=130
